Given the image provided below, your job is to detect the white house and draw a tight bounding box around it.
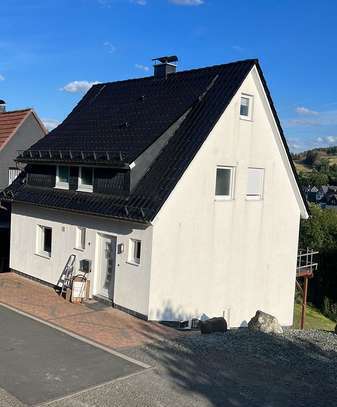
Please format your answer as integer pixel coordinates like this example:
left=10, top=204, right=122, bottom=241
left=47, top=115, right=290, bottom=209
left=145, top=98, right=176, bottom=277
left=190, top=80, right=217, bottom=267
left=1, top=57, right=308, bottom=327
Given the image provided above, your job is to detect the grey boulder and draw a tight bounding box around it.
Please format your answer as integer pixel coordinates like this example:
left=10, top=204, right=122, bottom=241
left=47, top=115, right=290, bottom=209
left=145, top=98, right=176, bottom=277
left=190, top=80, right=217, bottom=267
left=248, top=310, right=283, bottom=334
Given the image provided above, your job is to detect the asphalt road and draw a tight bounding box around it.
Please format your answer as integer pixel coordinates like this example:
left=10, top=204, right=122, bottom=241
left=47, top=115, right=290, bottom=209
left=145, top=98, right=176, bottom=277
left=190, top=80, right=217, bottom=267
left=0, top=305, right=144, bottom=406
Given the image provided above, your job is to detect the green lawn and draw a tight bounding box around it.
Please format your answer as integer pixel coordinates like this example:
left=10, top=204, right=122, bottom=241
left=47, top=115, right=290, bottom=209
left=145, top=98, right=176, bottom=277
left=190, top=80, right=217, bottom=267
left=293, top=303, right=336, bottom=331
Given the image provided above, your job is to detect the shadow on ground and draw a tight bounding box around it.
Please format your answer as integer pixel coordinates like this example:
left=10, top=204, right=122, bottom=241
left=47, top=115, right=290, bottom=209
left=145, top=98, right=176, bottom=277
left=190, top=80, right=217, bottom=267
left=127, top=324, right=337, bottom=407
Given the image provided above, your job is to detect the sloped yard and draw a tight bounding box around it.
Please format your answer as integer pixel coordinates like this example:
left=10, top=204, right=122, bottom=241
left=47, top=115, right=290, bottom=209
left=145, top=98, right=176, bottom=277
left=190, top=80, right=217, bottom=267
left=293, top=302, right=336, bottom=331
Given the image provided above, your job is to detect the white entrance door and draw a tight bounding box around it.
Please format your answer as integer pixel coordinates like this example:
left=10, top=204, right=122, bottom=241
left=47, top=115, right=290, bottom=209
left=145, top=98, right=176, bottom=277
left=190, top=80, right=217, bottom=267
left=97, top=234, right=117, bottom=300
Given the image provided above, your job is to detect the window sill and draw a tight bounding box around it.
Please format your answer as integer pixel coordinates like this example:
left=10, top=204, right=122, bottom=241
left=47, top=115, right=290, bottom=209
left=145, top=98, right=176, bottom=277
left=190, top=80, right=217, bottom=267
left=54, top=185, right=69, bottom=190
left=246, top=196, right=263, bottom=201
left=240, top=116, right=253, bottom=122
left=215, top=197, right=233, bottom=201
left=77, top=187, right=93, bottom=193
left=126, top=261, right=140, bottom=267
left=35, top=252, right=51, bottom=260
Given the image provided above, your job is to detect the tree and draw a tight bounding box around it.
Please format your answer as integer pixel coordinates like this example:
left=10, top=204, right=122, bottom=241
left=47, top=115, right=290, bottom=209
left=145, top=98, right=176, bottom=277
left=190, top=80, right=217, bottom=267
left=304, top=150, right=322, bottom=166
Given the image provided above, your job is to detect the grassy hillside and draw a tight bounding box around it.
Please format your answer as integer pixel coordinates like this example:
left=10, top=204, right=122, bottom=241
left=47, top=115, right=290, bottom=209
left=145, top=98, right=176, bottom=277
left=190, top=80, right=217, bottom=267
left=294, top=161, right=313, bottom=173
left=292, top=146, right=337, bottom=174
left=293, top=303, right=336, bottom=331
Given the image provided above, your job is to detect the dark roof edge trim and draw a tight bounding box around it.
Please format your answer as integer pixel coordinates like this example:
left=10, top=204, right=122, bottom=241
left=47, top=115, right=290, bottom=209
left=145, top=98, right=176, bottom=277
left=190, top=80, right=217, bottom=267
left=9, top=199, right=150, bottom=225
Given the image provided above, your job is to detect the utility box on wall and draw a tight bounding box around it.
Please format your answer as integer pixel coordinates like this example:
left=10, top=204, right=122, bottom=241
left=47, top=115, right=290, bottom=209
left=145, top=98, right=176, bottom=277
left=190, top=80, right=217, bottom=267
left=79, top=259, right=91, bottom=273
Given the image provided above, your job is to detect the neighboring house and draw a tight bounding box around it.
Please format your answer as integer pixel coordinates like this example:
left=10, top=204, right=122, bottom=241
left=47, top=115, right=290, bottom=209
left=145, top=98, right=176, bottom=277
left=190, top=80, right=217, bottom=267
left=0, top=101, right=47, bottom=191
left=325, top=186, right=337, bottom=205
left=318, top=185, right=329, bottom=201
left=306, top=185, right=329, bottom=204
left=307, top=186, right=321, bottom=203
left=1, top=58, right=308, bottom=327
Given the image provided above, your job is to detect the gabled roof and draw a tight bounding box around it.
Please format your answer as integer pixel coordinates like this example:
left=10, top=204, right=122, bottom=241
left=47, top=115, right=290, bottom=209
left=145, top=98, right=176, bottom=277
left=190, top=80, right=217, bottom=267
left=0, top=109, right=47, bottom=151
left=2, top=59, right=308, bottom=222
left=19, top=63, right=240, bottom=165
left=0, top=109, right=31, bottom=150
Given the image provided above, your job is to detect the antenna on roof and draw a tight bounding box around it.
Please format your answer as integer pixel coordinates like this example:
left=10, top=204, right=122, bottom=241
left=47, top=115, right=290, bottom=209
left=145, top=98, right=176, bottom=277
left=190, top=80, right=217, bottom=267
left=152, top=55, right=178, bottom=79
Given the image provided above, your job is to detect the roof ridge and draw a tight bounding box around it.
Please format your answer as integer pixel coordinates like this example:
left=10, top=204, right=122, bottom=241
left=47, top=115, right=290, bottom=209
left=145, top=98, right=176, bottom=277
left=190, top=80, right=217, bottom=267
left=1, top=108, right=32, bottom=114
left=93, top=58, right=258, bottom=88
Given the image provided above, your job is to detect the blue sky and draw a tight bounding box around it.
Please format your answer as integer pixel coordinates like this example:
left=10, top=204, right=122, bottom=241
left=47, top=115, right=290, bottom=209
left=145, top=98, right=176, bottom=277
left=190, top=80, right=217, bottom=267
left=1, top=0, right=337, bottom=152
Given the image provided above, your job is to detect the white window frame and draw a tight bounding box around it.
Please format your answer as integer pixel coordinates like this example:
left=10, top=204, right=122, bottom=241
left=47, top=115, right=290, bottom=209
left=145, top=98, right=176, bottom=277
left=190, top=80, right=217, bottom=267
left=128, top=239, right=141, bottom=265
left=75, top=226, right=86, bottom=251
left=36, top=225, right=52, bottom=258
left=240, top=94, right=254, bottom=121
left=55, top=165, right=69, bottom=189
left=215, top=166, right=235, bottom=201
left=246, top=167, right=265, bottom=201
left=78, top=167, right=94, bottom=192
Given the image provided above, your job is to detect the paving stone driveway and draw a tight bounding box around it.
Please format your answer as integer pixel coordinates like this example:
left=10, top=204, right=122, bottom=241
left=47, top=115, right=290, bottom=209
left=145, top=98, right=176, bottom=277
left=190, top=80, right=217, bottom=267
left=0, top=273, right=184, bottom=350
left=0, top=305, right=144, bottom=406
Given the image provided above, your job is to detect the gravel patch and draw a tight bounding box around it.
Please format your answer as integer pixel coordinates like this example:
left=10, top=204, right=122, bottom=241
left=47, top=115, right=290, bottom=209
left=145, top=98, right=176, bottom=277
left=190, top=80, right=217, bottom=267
left=49, top=328, right=337, bottom=407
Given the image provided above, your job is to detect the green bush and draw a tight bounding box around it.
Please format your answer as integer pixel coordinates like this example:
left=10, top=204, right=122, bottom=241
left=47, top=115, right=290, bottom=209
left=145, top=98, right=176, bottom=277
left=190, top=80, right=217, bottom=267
left=322, top=297, right=337, bottom=322
left=300, top=203, right=337, bottom=319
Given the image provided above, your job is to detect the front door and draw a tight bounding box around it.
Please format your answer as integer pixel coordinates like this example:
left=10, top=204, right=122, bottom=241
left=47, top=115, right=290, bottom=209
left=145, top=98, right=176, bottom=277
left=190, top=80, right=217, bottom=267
left=97, top=234, right=117, bottom=300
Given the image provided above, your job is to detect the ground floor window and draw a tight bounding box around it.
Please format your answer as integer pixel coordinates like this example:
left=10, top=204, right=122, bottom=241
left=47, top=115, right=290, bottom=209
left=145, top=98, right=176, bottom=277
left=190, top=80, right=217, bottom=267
left=75, top=227, right=86, bottom=250
left=36, top=225, right=52, bottom=257
left=128, top=239, right=141, bottom=265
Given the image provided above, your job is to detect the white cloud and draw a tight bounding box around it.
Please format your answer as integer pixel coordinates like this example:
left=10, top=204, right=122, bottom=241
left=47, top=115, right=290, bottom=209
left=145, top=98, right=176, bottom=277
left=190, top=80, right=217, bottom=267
left=295, top=106, right=318, bottom=116
left=131, top=0, right=147, bottom=5
left=135, top=63, right=150, bottom=72
left=287, top=119, right=321, bottom=127
left=42, top=118, right=60, bottom=131
left=325, top=136, right=337, bottom=144
left=60, top=80, right=101, bottom=93
left=315, top=136, right=337, bottom=145
left=97, top=0, right=112, bottom=8
left=290, top=143, right=301, bottom=150
left=103, top=41, right=116, bottom=54
left=169, top=0, right=204, bottom=5
left=0, top=74, right=4, bottom=81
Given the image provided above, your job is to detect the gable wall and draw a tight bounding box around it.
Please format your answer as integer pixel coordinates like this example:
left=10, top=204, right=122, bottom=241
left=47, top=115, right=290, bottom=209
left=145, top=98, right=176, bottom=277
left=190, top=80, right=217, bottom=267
left=0, top=113, right=45, bottom=190
left=148, top=68, right=301, bottom=326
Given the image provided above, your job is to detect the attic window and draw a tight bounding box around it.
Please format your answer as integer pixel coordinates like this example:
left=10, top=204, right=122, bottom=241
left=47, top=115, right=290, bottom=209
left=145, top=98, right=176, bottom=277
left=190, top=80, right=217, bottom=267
left=55, top=166, right=69, bottom=189
left=240, top=94, right=253, bottom=120
left=78, top=167, right=94, bottom=192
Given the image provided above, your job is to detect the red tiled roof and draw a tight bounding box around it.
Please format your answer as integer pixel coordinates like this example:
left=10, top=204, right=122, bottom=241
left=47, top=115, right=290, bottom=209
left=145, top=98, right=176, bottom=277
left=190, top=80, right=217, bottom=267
left=0, top=109, right=32, bottom=150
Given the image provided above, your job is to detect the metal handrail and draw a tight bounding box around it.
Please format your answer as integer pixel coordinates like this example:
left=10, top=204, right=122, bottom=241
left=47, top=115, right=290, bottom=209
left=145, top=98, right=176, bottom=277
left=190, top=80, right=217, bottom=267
left=296, top=249, right=319, bottom=274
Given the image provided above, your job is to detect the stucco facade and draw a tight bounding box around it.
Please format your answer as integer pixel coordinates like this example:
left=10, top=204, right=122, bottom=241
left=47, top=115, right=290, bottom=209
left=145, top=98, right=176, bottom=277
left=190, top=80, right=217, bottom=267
left=10, top=203, right=153, bottom=317
left=9, top=67, right=305, bottom=326
left=148, top=67, right=302, bottom=326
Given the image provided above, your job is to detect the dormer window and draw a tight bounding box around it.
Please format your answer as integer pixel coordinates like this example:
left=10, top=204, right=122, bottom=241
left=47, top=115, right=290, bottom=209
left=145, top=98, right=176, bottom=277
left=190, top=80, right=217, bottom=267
left=55, top=166, right=69, bottom=189
left=240, top=94, right=253, bottom=120
left=78, top=167, right=93, bottom=192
